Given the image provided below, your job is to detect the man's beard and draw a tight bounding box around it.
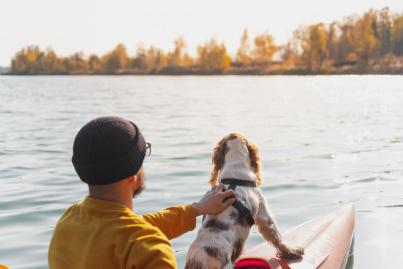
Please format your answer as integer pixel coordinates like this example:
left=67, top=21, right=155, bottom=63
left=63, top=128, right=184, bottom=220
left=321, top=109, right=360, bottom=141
left=133, top=169, right=146, bottom=198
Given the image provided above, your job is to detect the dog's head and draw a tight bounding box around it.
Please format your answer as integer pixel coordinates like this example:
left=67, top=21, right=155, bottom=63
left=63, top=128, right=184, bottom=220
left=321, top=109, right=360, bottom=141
left=209, top=133, right=262, bottom=186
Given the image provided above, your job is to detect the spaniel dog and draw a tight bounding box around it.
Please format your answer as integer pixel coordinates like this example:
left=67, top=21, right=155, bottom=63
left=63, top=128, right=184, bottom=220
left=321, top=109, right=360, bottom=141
left=185, top=133, right=304, bottom=269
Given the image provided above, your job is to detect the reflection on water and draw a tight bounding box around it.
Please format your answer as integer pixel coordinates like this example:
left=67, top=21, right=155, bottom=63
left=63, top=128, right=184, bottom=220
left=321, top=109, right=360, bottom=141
left=0, top=75, right=402, bottom=268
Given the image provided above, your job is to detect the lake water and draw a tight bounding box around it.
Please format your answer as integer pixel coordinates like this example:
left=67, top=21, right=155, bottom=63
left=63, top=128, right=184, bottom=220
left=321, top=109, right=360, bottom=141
left=0, top=75, right=402, bottom=268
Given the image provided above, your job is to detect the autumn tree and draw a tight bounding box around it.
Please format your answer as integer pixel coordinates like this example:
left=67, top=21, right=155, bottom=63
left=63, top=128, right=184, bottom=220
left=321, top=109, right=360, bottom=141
left=106, top=44, right=128, bottom=71
left=11, top=45, right=44, bottom=73
left=11, top=47, right=29, bottom=72
left=146, top=46, right=158, bottom=69
left=43, top=48, right=56, bottom=72
left=182, top=52, right=194, bottom=66
left=377, top=7, right=392, bottom=56
left=29, top=46, right=45, bottom=72
left=353, top=11, right=379, bottom=64
left=129, top=43, right=147, bottom=70
left=69, top=52, right=88, bottom=72
left=253, top=31, right=278, bottom=66
left=236, top=28, right=251, bottom=66
left=145, top=46, right=168, bottom=69
left=167, top=37, right=187, bottom=66
left=327, top=22, right=338, bottom=62
left=297, top=23, right=328, bottom=69
left=62, top=57, right=76, bottom=73
left=44, top=48, right=65, bottom=73
left=391, top=14, right=403, bottom=56
left=158, top=50, right=168, bottom=67
left=279, top=42, right=298, bottom=67
left=309, top=23, right=328, bottom=68
left=197, top=37, right=231, bottom=69
left=335, top=16, right=357, bottom=62
left=88, top=54, right=101, bottom=71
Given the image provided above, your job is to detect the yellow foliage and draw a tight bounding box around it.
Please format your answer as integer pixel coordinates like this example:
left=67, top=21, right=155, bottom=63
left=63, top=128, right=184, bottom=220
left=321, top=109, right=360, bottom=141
left=391, top=15, right=403, bottom=55
left=353, top=12, right=379, bottom=63
left=146, top=46, right=158, bottom=69
left=11, top=45, right=45, bottom=73
left=182, top=52, right=194, bottom=67
left=299, top=23, right=328, bottom=69
left=160, top=54, right=168, bottom=67
left=88, top=54, right=101, bottom=71
left=100, top=53, right=111, bottom=70
left=197, top=37, right=231, bottom=69
left=253, top=30, right=278, bottom=66
left=168, top=37, right=187, bottom=66
left=107, top=44, right=128, bottom=71
left=283, top=53, right=295, bottom=67
left=346, top=52, right=358, bottom=62
left=9, top=7, right=403, bottom=74
left=237, top=28, right=251, bottom=65
left=27, top=53, right=37, bottom=62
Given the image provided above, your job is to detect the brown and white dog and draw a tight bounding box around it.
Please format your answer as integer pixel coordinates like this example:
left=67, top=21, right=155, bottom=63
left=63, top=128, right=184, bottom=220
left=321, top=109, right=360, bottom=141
left=185, top=133, right=304, bottom=269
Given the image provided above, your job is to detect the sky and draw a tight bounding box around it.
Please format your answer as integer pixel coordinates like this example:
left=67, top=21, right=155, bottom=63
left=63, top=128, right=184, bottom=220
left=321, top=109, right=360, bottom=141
left=1, top=0, right=403, bottom=67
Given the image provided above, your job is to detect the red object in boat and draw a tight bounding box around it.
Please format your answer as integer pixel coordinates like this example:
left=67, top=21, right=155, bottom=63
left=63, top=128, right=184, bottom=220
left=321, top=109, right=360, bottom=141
left=235, top=203, right=355, bottom=269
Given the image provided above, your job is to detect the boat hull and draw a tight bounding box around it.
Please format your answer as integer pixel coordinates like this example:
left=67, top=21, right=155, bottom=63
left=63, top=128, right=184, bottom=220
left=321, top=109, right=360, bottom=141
left=235, top=203, right=355, bottom=269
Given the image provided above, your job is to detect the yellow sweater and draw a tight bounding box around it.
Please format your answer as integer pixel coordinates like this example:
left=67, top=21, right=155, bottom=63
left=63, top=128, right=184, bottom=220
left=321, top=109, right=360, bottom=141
left=48, top=196, right=196, bottom=269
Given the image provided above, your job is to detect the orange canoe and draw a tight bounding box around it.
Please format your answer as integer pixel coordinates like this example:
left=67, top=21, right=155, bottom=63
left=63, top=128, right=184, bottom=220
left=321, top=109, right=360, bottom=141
left=235, top=203, right=355, bottom=269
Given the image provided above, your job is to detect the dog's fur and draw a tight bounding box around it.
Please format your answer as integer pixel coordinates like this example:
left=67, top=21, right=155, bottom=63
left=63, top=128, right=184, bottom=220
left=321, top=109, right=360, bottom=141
left=185, top=133, right=304, bottom=269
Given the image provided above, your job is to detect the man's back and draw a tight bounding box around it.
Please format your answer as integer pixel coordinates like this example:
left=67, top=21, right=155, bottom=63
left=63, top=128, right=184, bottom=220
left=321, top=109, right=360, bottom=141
left=48, top=196, right=194, bottom=269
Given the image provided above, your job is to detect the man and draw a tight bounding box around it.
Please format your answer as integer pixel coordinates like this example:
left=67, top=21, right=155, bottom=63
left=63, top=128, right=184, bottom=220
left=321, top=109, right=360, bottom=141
left=48, top=116, right=236, bottom=269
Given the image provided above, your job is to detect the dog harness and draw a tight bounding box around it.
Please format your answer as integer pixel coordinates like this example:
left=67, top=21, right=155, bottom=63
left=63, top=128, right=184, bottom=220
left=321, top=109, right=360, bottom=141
left=221, top=178, right=257, bottom=227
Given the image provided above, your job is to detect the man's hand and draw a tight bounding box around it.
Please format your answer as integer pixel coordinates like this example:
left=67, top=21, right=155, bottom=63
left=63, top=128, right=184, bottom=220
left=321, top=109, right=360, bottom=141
left=192, top=183, right=236, bottom=216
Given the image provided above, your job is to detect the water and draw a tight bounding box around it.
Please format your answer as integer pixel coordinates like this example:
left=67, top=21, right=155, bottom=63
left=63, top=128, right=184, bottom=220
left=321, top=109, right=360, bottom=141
left=0, top=75, right=402, bottom=268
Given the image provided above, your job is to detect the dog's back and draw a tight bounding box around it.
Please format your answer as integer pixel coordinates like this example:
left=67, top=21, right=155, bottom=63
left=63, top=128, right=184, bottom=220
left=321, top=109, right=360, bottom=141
left=185, top=198, right=256, bottom=269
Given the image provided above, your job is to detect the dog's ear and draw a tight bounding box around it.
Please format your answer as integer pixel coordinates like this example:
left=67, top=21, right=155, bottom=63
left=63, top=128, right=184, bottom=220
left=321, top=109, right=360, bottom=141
left=209, top=141, right=227, bottom=186
left=247, top=142, right=263, bottom=186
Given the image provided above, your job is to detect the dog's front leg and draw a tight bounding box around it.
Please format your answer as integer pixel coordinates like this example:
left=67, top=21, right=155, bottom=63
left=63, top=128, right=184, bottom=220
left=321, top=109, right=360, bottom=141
left=254, top=191, right=304, bottom=260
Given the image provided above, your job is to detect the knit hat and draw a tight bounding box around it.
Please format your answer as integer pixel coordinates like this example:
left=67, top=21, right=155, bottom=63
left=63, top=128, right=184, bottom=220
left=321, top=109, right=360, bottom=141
left=72, top=116, right=147, bottom=185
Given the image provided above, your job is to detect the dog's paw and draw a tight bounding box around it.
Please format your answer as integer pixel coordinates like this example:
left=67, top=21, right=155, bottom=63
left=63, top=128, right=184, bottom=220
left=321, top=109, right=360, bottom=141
left=277, top=244, right=304, bottom=260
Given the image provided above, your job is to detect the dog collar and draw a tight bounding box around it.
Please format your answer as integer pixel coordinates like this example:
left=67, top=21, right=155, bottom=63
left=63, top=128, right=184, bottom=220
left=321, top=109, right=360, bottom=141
left=221, top=178, right=258, bottom=188
left=221, top=178, right=257, bottom=227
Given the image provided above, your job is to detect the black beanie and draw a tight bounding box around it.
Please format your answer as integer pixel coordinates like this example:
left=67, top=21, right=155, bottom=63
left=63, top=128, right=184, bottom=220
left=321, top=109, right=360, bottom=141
left=72, top=116, right=147, bottom=185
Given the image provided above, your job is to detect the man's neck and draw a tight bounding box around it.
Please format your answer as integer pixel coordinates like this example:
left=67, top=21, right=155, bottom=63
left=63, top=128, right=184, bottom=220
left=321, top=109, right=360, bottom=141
left=88, top=183, right=133, bottom=211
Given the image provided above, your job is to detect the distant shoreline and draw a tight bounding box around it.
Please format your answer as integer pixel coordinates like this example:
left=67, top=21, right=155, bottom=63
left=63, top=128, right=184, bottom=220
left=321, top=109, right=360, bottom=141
left=3, top=66, right=403, bottom=76
left=8, top=7, right=403, bottom=77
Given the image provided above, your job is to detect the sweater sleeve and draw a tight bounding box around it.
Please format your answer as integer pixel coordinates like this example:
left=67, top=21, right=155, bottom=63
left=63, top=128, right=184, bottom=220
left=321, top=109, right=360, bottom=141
left=127, top=229, right=177, bottom=269
left=141, top=204, right=196, bottom=240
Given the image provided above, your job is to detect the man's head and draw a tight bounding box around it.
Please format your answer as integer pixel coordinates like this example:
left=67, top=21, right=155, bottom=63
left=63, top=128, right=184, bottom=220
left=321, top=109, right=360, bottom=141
left=72, top=116, right=147, bottom=186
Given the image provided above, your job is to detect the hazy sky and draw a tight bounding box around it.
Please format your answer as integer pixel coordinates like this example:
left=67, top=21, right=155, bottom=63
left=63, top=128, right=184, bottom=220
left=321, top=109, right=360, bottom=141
left=1, top=0, right=403, bottom=66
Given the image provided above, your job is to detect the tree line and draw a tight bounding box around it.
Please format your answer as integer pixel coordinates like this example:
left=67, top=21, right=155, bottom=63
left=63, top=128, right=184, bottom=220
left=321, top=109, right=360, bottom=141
left=10, top=7, right=403, bottom=74
left=10, top=37, right=233, bottom=74
left=287, top=7, right=403, bottom=70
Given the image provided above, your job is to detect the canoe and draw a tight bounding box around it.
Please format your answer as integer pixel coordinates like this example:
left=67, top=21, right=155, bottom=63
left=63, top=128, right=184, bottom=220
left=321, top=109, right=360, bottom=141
left=235, top=203, right=355, bottom=269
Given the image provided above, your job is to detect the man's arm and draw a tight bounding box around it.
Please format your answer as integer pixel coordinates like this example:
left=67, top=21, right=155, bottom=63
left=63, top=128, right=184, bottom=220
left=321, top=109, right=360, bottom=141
left=141, top=204, right=196, bottom=240
left=141, top=184, right=235, bottom=239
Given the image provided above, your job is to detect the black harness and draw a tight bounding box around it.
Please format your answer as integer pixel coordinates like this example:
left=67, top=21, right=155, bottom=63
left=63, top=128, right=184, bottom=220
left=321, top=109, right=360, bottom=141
left=221, top=178, right=257, bottom=227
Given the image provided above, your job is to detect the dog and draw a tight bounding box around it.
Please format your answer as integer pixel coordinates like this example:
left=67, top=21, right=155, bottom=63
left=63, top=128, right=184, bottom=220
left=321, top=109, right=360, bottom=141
left=185, top=133, right=304, bottom=269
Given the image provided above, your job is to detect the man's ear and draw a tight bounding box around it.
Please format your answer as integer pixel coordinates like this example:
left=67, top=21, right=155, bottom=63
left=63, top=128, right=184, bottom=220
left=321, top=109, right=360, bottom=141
left=127, top=175, right=136, bottom=184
